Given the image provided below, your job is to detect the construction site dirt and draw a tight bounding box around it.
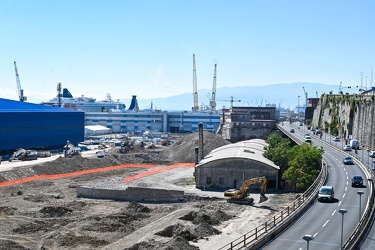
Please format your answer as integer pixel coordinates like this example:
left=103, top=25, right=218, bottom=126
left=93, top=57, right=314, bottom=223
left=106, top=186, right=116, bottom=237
left=0, top=132, right=298, bottom=250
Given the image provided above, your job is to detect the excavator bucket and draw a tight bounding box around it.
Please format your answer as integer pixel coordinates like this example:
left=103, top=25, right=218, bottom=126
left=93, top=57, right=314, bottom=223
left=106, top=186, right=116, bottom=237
left=259, top=195, right=268, bottom=203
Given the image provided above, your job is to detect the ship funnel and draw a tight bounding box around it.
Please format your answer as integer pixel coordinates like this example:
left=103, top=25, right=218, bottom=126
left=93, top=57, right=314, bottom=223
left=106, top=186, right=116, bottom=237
left=128, top=95, right=139, bottom=110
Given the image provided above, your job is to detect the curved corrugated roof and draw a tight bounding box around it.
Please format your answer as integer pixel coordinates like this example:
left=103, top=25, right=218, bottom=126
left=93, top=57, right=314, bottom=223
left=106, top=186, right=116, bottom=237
left=0, top=98, right=82, bottom=113
left=197, top=139, right=279, bottom=170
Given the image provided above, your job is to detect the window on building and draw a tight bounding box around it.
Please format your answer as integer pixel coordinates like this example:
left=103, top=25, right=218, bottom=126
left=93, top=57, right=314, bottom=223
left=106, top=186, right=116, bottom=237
left=206, top=177, right=212, bottom=185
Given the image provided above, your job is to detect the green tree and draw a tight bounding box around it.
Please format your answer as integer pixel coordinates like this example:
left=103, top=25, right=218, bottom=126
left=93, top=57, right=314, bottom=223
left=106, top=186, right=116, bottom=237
left=282, top=143, right=322, bottom=190
left=264, top=133, right=291, bottom=173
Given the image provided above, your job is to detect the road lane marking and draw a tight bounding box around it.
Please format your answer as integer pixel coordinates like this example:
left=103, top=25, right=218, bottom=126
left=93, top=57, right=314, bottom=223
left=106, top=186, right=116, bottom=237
left=323, top=220, right=329, bottom=227
left=332, top=210, right=336, bottom=216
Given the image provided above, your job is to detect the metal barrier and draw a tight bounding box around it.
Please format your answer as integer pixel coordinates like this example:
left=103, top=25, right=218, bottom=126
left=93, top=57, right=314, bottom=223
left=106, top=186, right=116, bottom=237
left=342, top=156, right=375, bottom=249
left=218, top=160, right=328, bottom=250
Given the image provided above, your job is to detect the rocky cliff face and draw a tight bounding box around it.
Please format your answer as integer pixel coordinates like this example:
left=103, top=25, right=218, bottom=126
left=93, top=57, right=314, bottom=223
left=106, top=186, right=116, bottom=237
left=312, top=94, right=375, bottom=150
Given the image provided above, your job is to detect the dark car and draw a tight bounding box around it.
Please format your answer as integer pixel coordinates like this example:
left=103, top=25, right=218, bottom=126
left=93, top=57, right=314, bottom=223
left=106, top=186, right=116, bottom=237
left=318, top=186, right=334, bottom=202
left=343, top=156, right=353, bottom=165
left=290, top=128, right=295, bottom=133
left=351, top=176, right=364, bottom=187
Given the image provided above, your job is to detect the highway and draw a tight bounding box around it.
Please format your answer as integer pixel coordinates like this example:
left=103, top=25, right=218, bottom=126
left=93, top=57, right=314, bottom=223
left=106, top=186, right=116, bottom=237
left=261, top=122, right=371, bottom=249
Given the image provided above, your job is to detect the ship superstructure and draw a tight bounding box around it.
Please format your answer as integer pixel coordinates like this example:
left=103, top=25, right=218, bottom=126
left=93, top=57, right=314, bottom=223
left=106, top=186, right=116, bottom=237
left=41, top=83, right=126, bottom=112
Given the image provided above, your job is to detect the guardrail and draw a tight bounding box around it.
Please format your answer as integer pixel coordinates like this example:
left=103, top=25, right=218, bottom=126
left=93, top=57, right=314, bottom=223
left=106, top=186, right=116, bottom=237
left=342, top=155, right=375, bottom=249
left=218, top=160, right=328, bottom=250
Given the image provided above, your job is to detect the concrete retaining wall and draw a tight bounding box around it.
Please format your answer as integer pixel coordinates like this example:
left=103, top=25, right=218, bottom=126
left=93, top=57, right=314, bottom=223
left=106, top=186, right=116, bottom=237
left=77, top=186, right=185, bottom=202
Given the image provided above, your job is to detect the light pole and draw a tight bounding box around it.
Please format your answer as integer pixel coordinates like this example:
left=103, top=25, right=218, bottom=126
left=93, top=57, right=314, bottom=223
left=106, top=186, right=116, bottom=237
left=339, top=208, right=348, bottom=249
left=303, top=234, right=314, bottom=250
left=357, top=191, right=364, bottom=222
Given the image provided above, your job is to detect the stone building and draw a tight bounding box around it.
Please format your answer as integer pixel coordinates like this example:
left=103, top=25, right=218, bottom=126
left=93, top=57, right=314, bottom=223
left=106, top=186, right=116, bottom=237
left=219, top=106, right=277, bottom=143
left=194, top=139, right=279, bottom=190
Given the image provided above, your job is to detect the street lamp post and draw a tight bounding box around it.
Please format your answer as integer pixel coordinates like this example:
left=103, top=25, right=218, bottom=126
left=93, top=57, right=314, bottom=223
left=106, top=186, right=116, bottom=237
left=339, top=208, right=348, bottom=249
left=303, top=234, right=314, bottom=250
left=357, top=191, right=364, bottom=222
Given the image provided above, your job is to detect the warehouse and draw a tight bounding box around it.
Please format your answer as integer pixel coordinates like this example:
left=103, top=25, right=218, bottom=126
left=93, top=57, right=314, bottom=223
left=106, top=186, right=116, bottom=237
left=0, top=98, right=84, bottom=153
left=194, top=139, right=279, bottom=190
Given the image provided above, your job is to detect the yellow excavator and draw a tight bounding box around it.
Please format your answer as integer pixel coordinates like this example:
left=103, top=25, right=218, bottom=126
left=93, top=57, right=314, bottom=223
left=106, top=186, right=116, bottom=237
left=224, top=176, right=268, bottom=205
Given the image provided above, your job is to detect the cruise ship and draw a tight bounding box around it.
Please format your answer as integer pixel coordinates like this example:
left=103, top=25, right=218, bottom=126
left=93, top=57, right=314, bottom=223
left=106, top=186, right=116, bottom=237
left=41, top=83, right=126, bottom=112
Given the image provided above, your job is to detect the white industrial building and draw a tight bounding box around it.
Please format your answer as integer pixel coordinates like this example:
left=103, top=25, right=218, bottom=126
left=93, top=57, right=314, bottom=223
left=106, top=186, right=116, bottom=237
left=194, top=139, right=279, bottom=190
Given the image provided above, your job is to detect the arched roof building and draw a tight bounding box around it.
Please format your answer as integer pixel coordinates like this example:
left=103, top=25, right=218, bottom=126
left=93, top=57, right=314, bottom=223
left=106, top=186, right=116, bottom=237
left=194, top=139, right=279, bottom=190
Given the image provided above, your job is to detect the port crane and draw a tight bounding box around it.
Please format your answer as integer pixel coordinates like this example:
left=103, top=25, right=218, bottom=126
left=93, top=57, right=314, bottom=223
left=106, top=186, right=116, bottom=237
left=217, top=96, right=241, bottom=108
left=209, top=63, right=217, bottom=112
left=192, top=54, right=199, bottom=111
left=302, top=87, right=307, bottom=106
left=14, top=61, right=27, bottom=102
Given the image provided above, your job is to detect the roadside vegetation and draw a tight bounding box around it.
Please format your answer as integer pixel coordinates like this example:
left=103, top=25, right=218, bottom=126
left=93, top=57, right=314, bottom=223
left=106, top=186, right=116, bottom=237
left=263, top=133, right=323, bottom=191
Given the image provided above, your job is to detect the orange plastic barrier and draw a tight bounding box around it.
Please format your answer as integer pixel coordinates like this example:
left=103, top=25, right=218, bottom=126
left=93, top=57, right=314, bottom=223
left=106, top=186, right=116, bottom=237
left=0, top=163, right=194, bottom=188
left=0, top=163, right=158, bottom=188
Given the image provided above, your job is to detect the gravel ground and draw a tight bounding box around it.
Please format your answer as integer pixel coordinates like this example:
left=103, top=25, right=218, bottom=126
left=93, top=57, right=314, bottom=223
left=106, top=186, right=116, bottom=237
left=0, top=132, right=298, bottom=250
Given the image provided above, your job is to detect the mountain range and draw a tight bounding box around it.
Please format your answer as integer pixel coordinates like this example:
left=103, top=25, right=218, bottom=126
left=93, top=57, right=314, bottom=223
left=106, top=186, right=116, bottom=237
left=125, top=82, right=359, bottom=111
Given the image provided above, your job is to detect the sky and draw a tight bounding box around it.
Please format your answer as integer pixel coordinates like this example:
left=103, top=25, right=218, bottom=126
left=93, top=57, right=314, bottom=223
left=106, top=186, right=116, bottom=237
left=1, top=0, right=374, bottom=107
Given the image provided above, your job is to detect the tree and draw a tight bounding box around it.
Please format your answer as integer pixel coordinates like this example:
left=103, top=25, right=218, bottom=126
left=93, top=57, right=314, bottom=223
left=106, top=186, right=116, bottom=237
left=264, top=133, right=291, bottom=173
left=282, top=143, right=322, bottom=190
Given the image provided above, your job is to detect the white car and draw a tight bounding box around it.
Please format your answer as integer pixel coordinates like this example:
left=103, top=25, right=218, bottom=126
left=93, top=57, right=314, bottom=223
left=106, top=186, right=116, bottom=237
left=343, top=145, right=351, bottom=151
left=333, top=137, right=340, bottom=142
left=369, top=151, right=375, bottom=158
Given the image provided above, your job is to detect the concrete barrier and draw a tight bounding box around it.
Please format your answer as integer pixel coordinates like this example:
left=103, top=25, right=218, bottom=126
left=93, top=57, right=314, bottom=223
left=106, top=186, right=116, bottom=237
left=77, top=186, right=185, bottom=203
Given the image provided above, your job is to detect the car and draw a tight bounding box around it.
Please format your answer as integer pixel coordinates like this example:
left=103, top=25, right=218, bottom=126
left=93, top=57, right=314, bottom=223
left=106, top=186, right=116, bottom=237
left=369, top=151, right=375, bottom=158
left=290, top=128, right=295, bottom=133
left=311, top=127, right=316, bottom=132
left=305, top=136, right=312, bottom=142
left=351, top=176, right=364, bottom=187
left=299, top=122, right=303, bottom=126
left=318, top=186, right=334, bottom=202
left=343, top=145, right=351, bottom=151
left=305, top=133, right=310, bottom=136
left=343, top=156, right=353, bottom=165
left=333, top=137, right=340, bottom=142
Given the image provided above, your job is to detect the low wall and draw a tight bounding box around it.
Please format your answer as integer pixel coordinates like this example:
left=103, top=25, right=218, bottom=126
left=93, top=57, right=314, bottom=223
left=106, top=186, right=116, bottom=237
left=77, top=186, right=185, bottom=202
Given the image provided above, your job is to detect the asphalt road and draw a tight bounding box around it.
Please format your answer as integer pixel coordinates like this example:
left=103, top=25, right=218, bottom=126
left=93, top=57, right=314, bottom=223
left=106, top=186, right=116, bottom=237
left=261, top=123, right=371, bottom=249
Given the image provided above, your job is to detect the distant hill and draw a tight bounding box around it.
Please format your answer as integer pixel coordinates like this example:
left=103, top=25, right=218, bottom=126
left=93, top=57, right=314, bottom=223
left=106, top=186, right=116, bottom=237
left=125, top=82, right=358, bottom=111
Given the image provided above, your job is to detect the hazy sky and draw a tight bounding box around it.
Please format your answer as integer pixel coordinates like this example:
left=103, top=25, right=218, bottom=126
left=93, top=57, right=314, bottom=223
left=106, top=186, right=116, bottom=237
left=1, top=0, right=374, bottom=104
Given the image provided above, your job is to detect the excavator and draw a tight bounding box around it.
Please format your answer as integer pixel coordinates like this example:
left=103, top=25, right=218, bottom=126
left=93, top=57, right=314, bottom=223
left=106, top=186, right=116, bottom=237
left=224, top=176, right=268, bottom=205
left=9, top=148, right=38, bottom=162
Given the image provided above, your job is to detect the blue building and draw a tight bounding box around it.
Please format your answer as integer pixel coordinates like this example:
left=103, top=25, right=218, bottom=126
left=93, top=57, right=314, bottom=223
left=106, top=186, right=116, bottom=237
left=0, top=98, right=84, bottom=152
left=84, top=110, right=220, bottom=134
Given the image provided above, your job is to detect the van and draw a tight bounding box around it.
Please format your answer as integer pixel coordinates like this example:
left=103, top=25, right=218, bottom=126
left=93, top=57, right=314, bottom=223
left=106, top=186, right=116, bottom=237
left=318, top=186, right=334, bottom=202
left=350, top=139, right=359, bottom=149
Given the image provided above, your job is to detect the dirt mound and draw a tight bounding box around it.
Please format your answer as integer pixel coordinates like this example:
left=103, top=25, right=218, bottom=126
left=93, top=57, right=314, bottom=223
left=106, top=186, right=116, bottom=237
left=0, top=206, right=17, bottom=215
left=163, top=131, right=230, bottom=163
left=126, top=202, right=152, bottom=213
left=39, top=206, right=73, bottom=217
left=129, top=236, right=199, bottom=250
left=50, top=231, right=109, bottom=248
left=0, top=240, right=29, bottom=250
left=179, top=209, right=232, bottom=225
